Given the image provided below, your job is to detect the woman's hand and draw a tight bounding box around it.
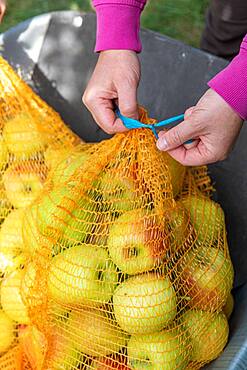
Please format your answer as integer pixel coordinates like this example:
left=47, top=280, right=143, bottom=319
left=157, top=89, right=243, bottom=166
left=83, top=50, right=140, bottom=134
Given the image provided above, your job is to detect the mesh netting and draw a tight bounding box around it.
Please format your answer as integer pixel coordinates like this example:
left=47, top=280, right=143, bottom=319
left=0, top=56, right=234, bottom=370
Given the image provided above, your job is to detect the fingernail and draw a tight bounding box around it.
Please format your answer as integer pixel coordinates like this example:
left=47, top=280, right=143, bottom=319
left=157, top=137, right=168, bottom=151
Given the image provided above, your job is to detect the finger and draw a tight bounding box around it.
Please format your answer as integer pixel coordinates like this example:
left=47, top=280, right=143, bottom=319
left=156, top=118, right=199, bottom=151
left=167, top=141, right=215, bottom=166
left=183, top=107, right=198, bottom=150
left=0, top=3, right=6, bottom=22
left=87, top=97, right=126, bottom=135
left=118, top=84, right=139, bottom=120
left=183, top=138, right=200, bottom=150
left=184, top=106, right=195, bottom=119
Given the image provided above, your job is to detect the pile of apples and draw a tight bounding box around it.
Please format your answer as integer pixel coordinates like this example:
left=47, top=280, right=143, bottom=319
left=0, top=112, right=81, bottom=362
left=0, top=112, right=234, bottom=370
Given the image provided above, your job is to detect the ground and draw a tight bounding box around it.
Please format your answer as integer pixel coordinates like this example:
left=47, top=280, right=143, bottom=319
left=1, top=0, right=209, bottom=47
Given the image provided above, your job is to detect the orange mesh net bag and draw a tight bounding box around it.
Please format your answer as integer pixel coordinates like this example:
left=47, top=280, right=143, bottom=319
left=0, top=56, right=234, bottom=370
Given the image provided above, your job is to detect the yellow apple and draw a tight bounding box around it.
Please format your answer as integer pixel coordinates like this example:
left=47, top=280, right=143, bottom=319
left=223, top=293, right=234, bottom=319
left=3, top=161, right=46, bottom=208
left=0, top=250, right=25, bottom=275
left=0, top=208, right=25, bottom=252
left=0, top=134, right=8, bottom=171
left=113, top=273, right=177, bottom=334
left=21, top=263, right=39, bottom=305
left=164, top=152, right=186, bottom=198
left=1, top=269, right=30, bottom=324
left=179, top=246, right=234, bottom=312
left=0, top=310, right=15, bottom=353
left=181, top=309, right=229, bottom=363
left=0, top=345, right=22, bottom=368
left=18, top=325, right=47, bottom=369
left=108, top=209, right=167, bottom=275
left=0, top=185, right=12, bottom=222
left=127, top=328, right=191, bottom=370
left=2, top=113, right=46, bottom=158
left=0, top=208, right=26, bottom=274
left=180, top=195, right=225, bottom=244
left=67, top=308, right=128, bottom=357
left=48, top=244, right=118, bottom=306
left=22, top=203, right=49, bottom=255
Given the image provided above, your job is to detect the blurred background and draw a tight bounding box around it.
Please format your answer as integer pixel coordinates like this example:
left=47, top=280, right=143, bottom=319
left=1, top=0, right=209, bottom=47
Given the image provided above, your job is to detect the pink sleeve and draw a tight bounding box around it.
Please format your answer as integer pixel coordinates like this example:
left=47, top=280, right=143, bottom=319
left=208, top=35, right=247, bottom=120
left=92, top=0, right=147, bottom=52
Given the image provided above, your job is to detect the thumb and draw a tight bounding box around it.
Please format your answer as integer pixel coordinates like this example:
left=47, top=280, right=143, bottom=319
left=118, top=85, right=139, bottom=120
left=156, top=119, right=198, bottom=151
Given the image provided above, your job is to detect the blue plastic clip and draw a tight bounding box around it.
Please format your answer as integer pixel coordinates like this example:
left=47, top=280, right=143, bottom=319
left=116, top=108, right=193, bottom=145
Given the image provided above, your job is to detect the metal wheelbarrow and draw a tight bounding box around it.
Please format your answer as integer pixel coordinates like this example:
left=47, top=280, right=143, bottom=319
left=1, top=11, right=247, bottom=369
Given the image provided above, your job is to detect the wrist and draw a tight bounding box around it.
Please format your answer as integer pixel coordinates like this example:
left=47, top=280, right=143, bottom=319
left=94, top=4, right=142, bottom=52
left=208, top=37, right=247, bottom=120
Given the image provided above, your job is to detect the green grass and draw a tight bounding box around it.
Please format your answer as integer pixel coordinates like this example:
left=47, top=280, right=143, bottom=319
left=0, top=0, right=209, bottom=47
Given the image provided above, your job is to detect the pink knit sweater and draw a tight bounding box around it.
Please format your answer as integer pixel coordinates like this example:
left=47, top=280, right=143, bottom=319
left=92, top=0, right=247, bottom=120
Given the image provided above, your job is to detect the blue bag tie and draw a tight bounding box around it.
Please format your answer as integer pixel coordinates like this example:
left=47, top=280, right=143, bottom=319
left=116, top=108, right=193, bottom=144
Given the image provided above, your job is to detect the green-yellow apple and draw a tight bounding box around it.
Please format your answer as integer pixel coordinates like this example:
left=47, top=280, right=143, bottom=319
left=113, top=273, right=177, bottom=334
left=67, top=308, right=128, bottom=357
left=49, top=303, right=70, bottom=323
left=223, top=293, right=234, bottom=319
left=3, top=161, right=46, bottom=208
left=51, top=149, right=90, bottom=187
left=164, top=153, right=186, bottom=198
left=181, top=309, right=229, bottom=363
left=180, top=195, right=225, bottom=244
left=166, top=206, right=191, bottom=253
left=1, top=269, right=30, bottom=324
left=33, top=185, right=80, bottom=245
left=99, top=170, right=138, bottom=212
left=48, top=244, right=118, bottom=306
left=127, top=328, right=191, bottom=370
left=0, top=309, right=15, bottom=353
left=0, top=134, right=8, bottom=171
left=44, top=146, right=74, bottom=171
left=2, top=113, right=46, bottom=158
left=179, top=246, right=234, bottom=312
left=107, top=209, right=167, bottom=275
left=91, top=354, right=130, bottom=370
left=23, top=185, right=89, bottom=255
left=61, top=195, right=98, bottom=247
left=87, top=220, right=111, bottom=248
left=45, top=324, right=83, bottom=369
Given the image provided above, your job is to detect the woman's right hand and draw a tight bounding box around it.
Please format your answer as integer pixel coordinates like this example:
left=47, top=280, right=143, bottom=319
left=82, top=50, right=140, bottom=135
